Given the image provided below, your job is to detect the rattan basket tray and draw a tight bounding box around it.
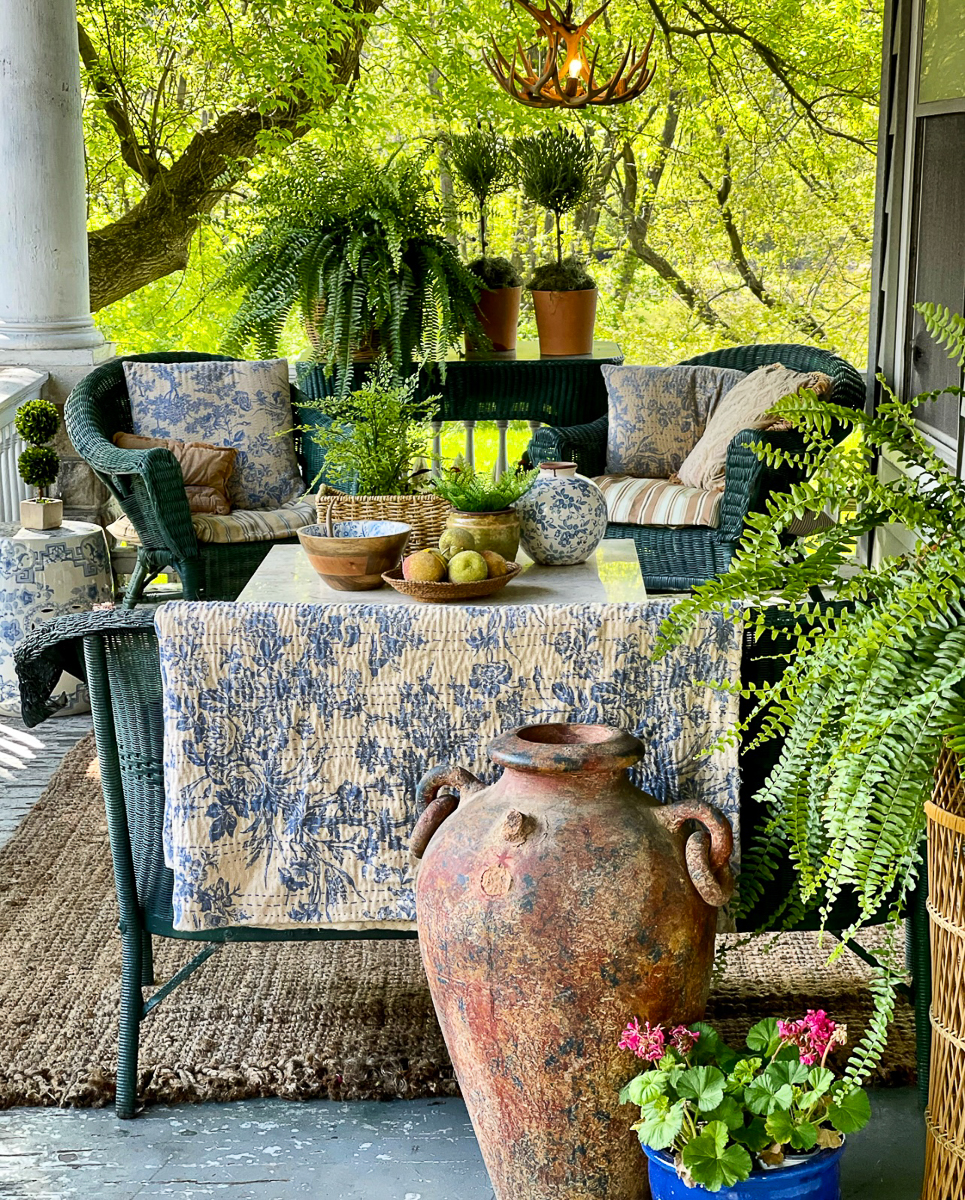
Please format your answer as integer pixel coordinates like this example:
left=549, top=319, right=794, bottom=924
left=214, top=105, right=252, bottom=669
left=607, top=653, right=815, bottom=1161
left=316, top=487, right=451, bottom=554
left=381, top=562, right=521, bottom=603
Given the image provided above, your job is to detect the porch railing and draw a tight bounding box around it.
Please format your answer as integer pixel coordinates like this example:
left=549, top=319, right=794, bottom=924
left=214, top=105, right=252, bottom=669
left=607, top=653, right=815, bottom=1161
left=0, top=368, right=48, bottom=524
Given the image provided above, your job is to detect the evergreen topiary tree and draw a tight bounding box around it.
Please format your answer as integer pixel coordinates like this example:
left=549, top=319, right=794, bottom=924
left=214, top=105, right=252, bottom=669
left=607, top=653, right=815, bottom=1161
left=16, top=398, right=60, bottom=498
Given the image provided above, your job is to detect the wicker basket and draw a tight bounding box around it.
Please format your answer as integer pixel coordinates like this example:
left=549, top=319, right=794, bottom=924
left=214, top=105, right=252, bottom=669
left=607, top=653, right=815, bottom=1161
left=315, top=487, right=451, bottom=554
left=924, top=748, right=965, bottom=1199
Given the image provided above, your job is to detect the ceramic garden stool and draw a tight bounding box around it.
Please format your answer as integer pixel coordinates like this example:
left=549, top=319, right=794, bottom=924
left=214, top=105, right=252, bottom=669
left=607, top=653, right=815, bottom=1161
left=0, top=520, right=113, bottom=716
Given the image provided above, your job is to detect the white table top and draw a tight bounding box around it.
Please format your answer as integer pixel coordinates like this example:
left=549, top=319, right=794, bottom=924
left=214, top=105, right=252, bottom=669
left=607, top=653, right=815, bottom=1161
left=238, top=538, right=649, bottom=606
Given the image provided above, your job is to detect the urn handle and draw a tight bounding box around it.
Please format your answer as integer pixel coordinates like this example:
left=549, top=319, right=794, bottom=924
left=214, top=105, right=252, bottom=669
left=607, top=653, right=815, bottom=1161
left=655, top=800, right=735, bottom=908
left=411, top=764, right=485, bottom=859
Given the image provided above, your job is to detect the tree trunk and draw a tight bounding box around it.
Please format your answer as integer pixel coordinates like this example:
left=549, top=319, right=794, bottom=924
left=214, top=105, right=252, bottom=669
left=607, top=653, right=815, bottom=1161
left=87, top=0, right=382, bottom=312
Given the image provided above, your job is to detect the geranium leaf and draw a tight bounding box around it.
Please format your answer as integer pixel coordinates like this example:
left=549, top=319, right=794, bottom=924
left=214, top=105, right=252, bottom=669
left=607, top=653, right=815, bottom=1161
left=633, top=1096, right=686, bottom=1151
left=677, top=1065, right=726, bottom=1112
left=766, top=1109, right=818, bottom=1150
left=828, top=1087, right=872, bottom=1134
left=620, top=1071, right=667, bottom=1107
left=704, top=1095, right=744, bottom=1131
left=807, top=1067, right=835, bottom=1097
left=745, top=1073, right=795, bottom=1116
left=746, top=1018, right=781, bottom=1057
left=681, top=1121, right=753, bottom=1192
left=766, top=1060, right=810, bottom=1088
left=732, top=1116, right=771, bottom=1153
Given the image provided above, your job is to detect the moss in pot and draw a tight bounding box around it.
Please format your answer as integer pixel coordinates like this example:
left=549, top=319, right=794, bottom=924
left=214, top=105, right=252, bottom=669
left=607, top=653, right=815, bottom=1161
left=432, top=465, right=537, bottom=561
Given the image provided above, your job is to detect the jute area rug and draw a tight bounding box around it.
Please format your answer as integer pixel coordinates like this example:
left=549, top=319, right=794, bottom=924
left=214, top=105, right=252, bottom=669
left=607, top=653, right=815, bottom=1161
left=0, top=735, right=915, bottom=1110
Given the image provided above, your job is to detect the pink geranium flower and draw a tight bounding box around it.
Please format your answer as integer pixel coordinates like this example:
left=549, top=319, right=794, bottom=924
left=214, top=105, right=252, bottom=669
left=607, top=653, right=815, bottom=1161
left=618, top=1019, right=666, bottom=1062
left=778, top=1010, right=847, bottom=1065
left=670, top=1025, right=701, bottom=1055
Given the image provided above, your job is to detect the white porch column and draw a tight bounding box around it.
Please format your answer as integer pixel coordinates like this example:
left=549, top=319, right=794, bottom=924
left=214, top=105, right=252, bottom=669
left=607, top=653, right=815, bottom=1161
left=0, top=0, right=104, bottom=356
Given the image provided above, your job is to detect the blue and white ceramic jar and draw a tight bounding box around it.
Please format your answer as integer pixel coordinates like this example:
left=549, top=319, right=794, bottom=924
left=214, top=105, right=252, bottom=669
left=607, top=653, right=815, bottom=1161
left=516, top=461, right=608, bottom=566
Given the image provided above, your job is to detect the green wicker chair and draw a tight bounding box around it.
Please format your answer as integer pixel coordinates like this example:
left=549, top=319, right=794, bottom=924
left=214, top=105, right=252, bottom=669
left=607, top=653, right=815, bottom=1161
left=15, top=608, right=417, bottom=1119
left=65, top=353, right=332, bottom=606
left=527, top=344, right=866, bottom=591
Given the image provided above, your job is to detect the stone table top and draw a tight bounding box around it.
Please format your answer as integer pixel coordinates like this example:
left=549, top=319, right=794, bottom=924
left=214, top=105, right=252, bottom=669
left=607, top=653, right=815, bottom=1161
left=238, top=538, right=649, bottom=606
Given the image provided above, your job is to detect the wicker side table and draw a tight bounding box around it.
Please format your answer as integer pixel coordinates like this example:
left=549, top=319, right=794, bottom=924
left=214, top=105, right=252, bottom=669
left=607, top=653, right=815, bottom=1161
left=0, top=520, right=113, bottom=716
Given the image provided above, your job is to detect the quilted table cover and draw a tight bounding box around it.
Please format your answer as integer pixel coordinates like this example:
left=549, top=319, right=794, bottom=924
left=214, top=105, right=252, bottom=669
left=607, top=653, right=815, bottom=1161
left=155, top=600, right=742, bottom=932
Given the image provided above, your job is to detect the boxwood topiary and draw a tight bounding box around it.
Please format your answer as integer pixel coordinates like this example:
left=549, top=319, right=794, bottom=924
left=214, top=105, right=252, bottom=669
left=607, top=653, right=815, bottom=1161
left=18, top=445, right=60, bottom=491
left=15, top=397, right=60, bottom=497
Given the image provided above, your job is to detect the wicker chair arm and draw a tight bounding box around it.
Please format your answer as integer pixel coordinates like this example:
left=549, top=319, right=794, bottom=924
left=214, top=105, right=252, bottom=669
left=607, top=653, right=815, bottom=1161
left=528, top=415, right=608, bottom=477
left=15, top=608, right=158, bottom=727
left=717, top=428, right=809, bottom=540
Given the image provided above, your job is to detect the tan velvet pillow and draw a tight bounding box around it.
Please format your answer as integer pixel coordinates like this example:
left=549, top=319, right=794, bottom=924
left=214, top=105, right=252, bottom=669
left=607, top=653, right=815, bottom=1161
left=113, top=432, right=238, bottom=515
left=674, top=364, right=833, bottom=492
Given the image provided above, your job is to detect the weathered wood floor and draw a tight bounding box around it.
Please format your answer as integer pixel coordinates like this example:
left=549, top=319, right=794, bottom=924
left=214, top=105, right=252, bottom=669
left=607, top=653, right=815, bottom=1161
left=0, top=712, right=92, bottom=851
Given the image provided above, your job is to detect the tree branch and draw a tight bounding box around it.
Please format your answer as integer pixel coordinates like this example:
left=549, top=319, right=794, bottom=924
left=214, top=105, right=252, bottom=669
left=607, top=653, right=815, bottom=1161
left=77, top=21, right=163, bottom=184
left=86, top=0, right=382, bottom=312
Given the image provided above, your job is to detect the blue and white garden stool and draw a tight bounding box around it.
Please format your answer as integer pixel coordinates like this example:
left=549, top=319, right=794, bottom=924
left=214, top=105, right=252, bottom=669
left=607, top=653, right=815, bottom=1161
left=0, top=520, right=113, bottom=716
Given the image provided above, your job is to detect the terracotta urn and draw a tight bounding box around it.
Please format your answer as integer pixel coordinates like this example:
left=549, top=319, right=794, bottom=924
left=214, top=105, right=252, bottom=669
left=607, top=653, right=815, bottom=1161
left=466, top=286, right=522, bottom=354
left=445, top=508, right=520, bottom=561
left=412, top=722, right=734, bottom=1200
left=531, top=288, right=597, bottom=356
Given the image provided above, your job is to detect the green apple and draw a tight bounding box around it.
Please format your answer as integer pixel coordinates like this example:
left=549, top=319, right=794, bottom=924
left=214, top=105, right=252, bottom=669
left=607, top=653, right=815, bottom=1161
left=448, top=550, right=488, bottom=583
left=439, top=528, right=475, bottom=559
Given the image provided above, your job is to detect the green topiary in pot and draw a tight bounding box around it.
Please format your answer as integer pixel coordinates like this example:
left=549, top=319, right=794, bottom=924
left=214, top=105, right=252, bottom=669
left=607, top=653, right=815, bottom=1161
left=446, top=130, right=522, bottom=351
left=513, top=127, right=601, bottom=354
left=16, top=398, right=63, bottom=529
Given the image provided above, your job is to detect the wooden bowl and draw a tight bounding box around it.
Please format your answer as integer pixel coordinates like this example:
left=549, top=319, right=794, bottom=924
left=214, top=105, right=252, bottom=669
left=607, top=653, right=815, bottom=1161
left=298, top=520, right=412, bottom=590
left=381, top=561, right=521, bottom=603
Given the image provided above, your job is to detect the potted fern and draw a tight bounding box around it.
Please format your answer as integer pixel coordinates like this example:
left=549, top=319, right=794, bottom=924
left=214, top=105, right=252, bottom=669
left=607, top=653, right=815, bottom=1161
left=432, top=464, right=537, bottom=560
left=513, top=128, right=600, bottom=356
left=220, top=148, right=485, bottom=394
left=656, top=303, right=965, bottom=1094
left=16, top=398, right=62, bottom=530
left=446, top=130, right=522, bottom=353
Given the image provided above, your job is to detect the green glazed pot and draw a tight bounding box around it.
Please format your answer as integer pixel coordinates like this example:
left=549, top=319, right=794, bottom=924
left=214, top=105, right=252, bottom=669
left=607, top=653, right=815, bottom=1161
left=446, top=508, right=520, bottom=561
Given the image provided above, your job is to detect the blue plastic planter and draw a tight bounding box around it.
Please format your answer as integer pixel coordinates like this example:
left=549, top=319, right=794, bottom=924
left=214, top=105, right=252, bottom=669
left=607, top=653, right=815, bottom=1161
left=643, top=1144, right=845, bottom=1200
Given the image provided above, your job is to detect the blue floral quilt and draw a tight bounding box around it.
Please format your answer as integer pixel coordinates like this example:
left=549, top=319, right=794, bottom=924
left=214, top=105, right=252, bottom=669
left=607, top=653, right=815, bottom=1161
left=155, top=600, right=742, bottom=931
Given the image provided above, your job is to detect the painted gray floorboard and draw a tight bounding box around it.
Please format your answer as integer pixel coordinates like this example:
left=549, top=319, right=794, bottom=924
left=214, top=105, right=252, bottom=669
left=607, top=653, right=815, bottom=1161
left=0, top=713, right=925, bottom=1200
left=0, top=713, right=92, bottom=851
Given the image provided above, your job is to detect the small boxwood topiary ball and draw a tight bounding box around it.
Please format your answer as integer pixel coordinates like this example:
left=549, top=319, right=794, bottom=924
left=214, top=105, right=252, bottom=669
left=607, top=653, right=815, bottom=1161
left=15, top=397, right=59, bottom=445
left=18, top=445, right=60, bottom=490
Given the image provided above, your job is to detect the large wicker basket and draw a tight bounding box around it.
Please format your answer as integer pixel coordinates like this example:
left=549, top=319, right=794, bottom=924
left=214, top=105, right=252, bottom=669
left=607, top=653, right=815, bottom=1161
left=924, top=748, right=965, bottom=1199
left=315, top=487, right=451, bottom=554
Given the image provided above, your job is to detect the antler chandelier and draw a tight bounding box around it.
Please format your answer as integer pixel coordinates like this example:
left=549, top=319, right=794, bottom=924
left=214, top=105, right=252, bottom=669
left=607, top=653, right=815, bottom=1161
left=484, top=0, right=656, bottom=110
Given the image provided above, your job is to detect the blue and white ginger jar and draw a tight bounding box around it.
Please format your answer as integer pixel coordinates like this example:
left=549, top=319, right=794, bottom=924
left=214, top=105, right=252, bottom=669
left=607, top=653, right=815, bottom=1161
left=516, top=461, right=608, bottom=566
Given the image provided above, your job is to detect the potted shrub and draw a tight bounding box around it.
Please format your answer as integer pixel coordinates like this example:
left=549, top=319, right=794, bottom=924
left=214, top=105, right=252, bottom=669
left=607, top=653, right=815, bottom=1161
left=16, top=398, right=62, bottom=530
left=431, top=463, right=537, bottom=560
left=220, top=148, right=485, bottom=393
left=303, top=356, right=451, bottom=552
left=446, top=130, right=522, bottom=353
left=513, top=127, right=600, bottom=356
left=619, top=1015, right=869, bottom=1197
left=655, top=302, right=965, bottom=1096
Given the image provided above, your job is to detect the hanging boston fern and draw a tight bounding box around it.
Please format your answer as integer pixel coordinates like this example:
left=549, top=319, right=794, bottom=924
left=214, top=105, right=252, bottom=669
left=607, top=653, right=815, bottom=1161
left=657, top=303, right=965, bottom=1081
left=219, top=148, right=484, bottom=394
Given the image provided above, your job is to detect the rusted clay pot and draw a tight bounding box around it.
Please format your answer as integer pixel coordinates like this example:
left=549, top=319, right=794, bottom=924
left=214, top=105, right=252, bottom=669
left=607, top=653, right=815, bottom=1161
left=411, top=722, right=734, bottom=1200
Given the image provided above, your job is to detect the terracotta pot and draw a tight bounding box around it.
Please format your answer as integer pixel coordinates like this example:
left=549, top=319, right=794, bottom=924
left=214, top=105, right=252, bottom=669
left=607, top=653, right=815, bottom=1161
left=412, top=722, right=734, bottom=1200
left=465, top=286, right=522, bottom=354
left=445, top=508, right=520, bottom=561
left=531, top=288, right=597, bottom=356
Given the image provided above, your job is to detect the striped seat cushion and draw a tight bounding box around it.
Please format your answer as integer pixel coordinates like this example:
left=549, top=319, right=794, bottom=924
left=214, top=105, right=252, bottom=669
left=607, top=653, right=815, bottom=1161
left=108, top=497, right=317, bottom=546
left=593, top=475, right=722, bottom=529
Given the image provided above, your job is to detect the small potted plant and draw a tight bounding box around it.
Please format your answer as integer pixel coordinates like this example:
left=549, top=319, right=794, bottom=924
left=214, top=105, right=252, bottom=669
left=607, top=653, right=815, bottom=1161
left=446, top=130, right=522, bottom=353
left=513, top=127, right=600, bottom=356
left=431, top=463, right=537, bottom=560
left=303, top=356, right=451, bottom=552
left=619, top=1015, right=870, bottom=1197
left=16, top=398, right=63, bottom=530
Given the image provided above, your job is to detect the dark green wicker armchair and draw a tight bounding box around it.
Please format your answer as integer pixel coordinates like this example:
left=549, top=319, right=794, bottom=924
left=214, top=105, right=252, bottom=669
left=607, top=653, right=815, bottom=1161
left=65, top=353, right=331, bottom=606
left=527, top=344, right=866, bottom=591
left=15, top=608, right=417, bottom=1119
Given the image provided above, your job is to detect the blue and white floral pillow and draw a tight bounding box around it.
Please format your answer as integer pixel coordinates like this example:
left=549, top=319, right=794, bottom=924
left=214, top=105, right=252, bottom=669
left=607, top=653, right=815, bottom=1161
left=124, top=359, right=303, bottom=510
left=604, top=364, right=746, bottom=479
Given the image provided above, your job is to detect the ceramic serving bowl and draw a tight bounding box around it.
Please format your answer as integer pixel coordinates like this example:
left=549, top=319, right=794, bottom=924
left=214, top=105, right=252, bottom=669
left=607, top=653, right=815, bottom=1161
left=297, top=520, right=412, bottom=590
